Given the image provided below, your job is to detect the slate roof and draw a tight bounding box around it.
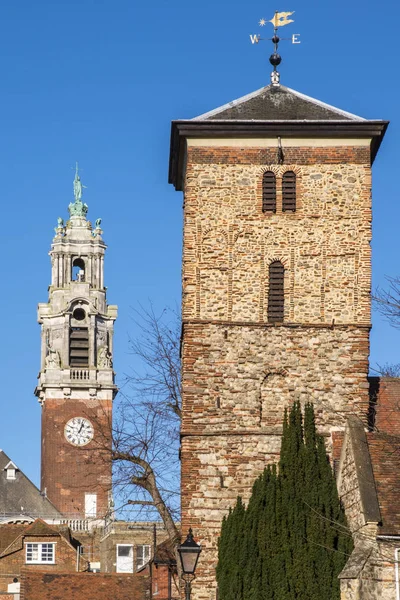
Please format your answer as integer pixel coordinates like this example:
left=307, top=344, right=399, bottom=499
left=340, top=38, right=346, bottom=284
left=169, top=84, right=388, bottom=189
left=0, top=450, right=61, bottom=521
left=192, top=85, right=365, bottom=122
left=367, top=433, right=400, bottom=535
left=0, top=524, right=26, bottom=553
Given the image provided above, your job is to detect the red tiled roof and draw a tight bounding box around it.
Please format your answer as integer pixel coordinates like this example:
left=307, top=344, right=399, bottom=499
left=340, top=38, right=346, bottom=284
left=367, top=432, right=400, bottom=534
left=0, top=524, right=27, bottom=552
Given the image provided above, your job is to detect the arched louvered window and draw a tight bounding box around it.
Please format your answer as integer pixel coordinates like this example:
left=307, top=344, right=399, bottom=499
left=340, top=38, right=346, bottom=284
left=268, top=261, right=284, bottom=323
left=282, top=171, right=296, bottom=212
left=262, top=171, right=276, bottom=213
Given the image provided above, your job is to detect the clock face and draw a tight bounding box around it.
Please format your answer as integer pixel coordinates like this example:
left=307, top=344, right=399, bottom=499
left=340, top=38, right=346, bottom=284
left=64, top=417, right=94, bottom=446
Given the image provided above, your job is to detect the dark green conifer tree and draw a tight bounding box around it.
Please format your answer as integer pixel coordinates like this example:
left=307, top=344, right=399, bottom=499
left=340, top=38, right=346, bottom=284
left=216, top=402, right=353, bottom=600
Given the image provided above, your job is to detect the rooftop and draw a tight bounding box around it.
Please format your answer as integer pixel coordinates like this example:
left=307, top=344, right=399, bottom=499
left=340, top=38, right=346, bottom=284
left=193, top=84, right=366, bottom=122
left=0, top=450, right=61, bottom=522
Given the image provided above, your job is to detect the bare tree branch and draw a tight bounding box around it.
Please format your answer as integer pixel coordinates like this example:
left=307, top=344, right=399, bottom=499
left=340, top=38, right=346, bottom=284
left=373, top=276, right=400, bottom=328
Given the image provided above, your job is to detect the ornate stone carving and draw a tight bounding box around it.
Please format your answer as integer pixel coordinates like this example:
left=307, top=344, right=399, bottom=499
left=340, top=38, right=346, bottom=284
left=45, top=346, right=60, bottom=369
left=97, top=345, right=112, bottom=368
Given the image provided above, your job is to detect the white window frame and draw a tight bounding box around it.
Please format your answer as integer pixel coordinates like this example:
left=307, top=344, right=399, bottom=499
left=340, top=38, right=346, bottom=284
left=6, top=467, right=16, bottom=480
left=116, top=544, right=134, bottom=573
left=136, top=544, right=151, bottom=570
left=25, top=542, right=55, bottom=564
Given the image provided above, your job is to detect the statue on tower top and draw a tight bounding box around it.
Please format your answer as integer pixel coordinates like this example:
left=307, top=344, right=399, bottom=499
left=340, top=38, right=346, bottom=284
left=69, top=162, right=88, bottom=218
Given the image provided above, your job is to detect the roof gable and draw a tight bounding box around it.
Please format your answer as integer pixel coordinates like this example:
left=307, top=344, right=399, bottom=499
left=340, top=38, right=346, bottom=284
left=0, top=451, right=61, bottom=520
left=0, top=519, right=76, bottom=559
left=193, top=85, right=366, bottom=122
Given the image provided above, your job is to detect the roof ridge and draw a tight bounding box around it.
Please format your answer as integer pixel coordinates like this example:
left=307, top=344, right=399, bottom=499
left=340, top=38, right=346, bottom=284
left=192, top=85, right=270, bottom=121
left=191, top=84, right=366, bottom=123
left=285, top=87, right=365, bottom=121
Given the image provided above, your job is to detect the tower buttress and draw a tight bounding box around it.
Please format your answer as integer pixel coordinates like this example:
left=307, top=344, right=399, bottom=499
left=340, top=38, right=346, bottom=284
left=35, top=168, right=118, bottom=520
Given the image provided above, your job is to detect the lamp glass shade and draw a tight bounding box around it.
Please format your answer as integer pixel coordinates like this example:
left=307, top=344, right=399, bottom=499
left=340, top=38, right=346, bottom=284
left=178, top=529, right=202, bottom=575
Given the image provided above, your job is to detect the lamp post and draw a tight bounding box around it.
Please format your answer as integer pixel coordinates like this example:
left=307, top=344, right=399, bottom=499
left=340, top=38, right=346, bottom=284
left=178, top=529, right=202, bottom=600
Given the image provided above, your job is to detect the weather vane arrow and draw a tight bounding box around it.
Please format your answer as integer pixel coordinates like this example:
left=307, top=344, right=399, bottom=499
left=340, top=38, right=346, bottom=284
left=250, top=11, right=301, bottom=86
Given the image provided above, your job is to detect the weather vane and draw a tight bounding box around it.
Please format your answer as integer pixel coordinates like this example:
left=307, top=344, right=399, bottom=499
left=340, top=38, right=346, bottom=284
left=250, top=11, right=300, bottom=86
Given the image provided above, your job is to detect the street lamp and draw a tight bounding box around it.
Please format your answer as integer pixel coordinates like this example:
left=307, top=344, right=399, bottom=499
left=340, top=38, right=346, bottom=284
left=178, top=529, right=202, bottom=600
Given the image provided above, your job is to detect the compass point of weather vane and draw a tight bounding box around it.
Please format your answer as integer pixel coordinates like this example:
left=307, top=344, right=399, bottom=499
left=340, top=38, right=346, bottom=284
left=249, top=10, right=299, bottom=87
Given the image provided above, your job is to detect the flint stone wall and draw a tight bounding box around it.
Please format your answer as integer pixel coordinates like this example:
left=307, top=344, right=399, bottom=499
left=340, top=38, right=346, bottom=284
left=181, top=143, right=372, bottom=600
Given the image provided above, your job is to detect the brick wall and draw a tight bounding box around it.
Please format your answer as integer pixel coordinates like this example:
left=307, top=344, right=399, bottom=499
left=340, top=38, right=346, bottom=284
left=180, top=142, right=373, bottom=599
left=20, top=570, right=148, bottom=600
left=41, top=398, right=112, bottom=517
left=0, top=533, right=80, bottom=593
left=152, top=564, right=178, bottom=599
left=372, top=377, right=400, bottom=435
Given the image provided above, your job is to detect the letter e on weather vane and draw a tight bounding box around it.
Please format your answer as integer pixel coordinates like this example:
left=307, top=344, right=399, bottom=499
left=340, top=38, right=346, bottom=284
left=249, top=10, right=301, bottom=85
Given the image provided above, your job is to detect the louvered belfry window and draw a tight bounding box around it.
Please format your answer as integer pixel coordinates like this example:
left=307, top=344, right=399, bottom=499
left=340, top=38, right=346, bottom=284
left=262, top=171, right=276, bottom=213
left=268, top=261, right=285, bottom=323
left=69, top=327, right=89, bottom=366
left=282, top=171, right=296, bottom=212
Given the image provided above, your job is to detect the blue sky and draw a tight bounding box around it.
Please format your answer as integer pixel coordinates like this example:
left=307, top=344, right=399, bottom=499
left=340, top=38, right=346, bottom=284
left=0, top=0, right=399, bottom=486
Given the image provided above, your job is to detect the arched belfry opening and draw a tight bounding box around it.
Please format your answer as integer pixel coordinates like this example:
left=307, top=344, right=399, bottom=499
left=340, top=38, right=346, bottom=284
left=72, top=257, right=85, bottom=282
left=268, top=261, right=285, bottom=323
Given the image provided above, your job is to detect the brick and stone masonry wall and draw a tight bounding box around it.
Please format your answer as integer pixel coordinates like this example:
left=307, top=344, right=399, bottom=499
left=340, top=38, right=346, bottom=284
left=19, top=571, right=148, bottom=600
left=180, top=143, right=373, bottom=599
left=41, top=398, right=112, bottom=517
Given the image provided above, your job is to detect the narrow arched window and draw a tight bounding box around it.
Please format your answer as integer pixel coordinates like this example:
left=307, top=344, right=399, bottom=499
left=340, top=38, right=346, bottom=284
left=268, top=261, right=284, bottom=323
left=262, top=171, right=276, bottom=213
left=282, top=171, right=296, bottom=212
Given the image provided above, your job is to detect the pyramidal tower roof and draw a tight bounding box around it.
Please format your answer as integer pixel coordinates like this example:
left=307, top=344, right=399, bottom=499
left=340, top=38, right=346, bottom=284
left=169, top=84, right=388, bottom=190
left=192, top=84, right=365, bottom=122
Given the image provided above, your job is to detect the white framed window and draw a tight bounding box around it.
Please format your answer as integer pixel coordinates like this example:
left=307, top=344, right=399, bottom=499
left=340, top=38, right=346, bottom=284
left=6, top=467, right=16, bottom=480
left=5, top=461, right=17, bottom=480
left=85, top=493, right=97, bottom=518
left=26, top=542, right=55, bottom=564
left=136, top=544, right=151, bottom=569
left=116, top=544, right=133, bottom=573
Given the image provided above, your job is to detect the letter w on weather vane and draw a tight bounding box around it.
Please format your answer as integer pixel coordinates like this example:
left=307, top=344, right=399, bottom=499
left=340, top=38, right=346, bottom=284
left=249, top=11, right=301, bottom=86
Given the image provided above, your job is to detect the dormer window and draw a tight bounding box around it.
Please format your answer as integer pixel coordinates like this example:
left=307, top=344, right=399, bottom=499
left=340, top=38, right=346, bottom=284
left=72, top=258, right=86, bottom=282
left=5, top=461, right=17, bottom=480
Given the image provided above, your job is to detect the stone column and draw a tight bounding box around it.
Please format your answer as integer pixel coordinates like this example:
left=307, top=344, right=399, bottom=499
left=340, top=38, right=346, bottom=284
left=58, top=255, right=63, bottom=287
left=55, top=254, right=60, bottom=288
left=90, top=315, right=96, bottom=368
left=41, top=328, right=47, bottom=371
left=66, top=256, right=71, bottom=283
left=88, top=255, right=92, bottom=287
left=100, top=256, right=104, bottom=290
left=96, top=255, right=101, bottom=289
left=51, top=255, right=56, bottom=287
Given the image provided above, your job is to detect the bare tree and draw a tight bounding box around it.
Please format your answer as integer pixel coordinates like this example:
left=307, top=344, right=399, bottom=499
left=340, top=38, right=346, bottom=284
left=372, top=362, right=400, bottom=378
left=110, top=304, right=181, bottom=546
left=373, top=275, right=400, bottom=328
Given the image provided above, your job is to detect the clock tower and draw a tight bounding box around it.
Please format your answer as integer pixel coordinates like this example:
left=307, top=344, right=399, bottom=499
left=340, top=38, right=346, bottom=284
left=35, top=168, right=118, bottom=520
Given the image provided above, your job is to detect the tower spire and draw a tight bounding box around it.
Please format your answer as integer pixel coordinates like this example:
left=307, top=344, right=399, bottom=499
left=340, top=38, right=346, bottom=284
left=69, top=162, right=88, bottom=218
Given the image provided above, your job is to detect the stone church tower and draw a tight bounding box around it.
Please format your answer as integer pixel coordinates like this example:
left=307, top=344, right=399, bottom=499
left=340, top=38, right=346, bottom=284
left=35, top=169, right=118, bottom=519
left=169, top=85, right=388, bottom=597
